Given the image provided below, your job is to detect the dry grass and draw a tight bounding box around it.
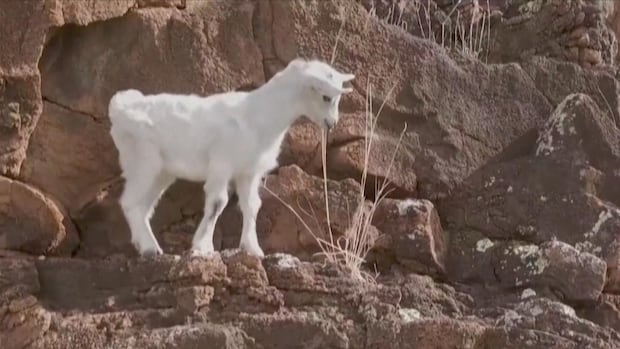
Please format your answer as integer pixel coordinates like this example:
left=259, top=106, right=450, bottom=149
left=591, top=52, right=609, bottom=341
left=449, top=0, right=491, bottom=61
left=364, top=0, right=492, bottom=61
left=262, top=4, right=407, bottom=283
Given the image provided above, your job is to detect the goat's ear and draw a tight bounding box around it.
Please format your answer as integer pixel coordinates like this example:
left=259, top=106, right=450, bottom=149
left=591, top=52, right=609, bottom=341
left=289, top=58, right=307, bottom=69
left=340, top=73, right=355, bottom=82
left=307, top=74, right=344, bottom=97
left=341, top=87, right=354, bottom=94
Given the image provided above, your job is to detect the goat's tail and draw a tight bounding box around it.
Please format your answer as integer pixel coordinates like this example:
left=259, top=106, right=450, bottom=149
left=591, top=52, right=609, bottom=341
left=108, top=89, right=153, bottom=136
left=108, top=89, right=142, bottom=117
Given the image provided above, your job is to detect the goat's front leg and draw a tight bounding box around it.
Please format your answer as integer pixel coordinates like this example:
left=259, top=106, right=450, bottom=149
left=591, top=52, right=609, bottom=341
left=191, top=177, right=230, bottom=255
left=235, top=174, right=265, bottom=257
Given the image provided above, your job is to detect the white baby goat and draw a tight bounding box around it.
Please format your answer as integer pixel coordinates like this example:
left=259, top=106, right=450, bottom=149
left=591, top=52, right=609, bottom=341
left=108, top=58, right=355, bottom=257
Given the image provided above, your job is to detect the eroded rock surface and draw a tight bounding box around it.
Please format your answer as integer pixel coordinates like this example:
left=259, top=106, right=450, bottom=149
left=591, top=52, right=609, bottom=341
left=1, top=252, right=619, bottom=349
left=489, top=0, right=618, bottom=68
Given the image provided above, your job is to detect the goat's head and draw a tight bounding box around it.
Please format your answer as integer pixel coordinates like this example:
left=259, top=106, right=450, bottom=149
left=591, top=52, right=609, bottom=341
left=292, top=59, right=355, bottom=131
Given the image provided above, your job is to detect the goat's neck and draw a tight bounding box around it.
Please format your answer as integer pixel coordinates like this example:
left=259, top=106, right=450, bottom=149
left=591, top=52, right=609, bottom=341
left=244, top=80, right=301, bottom=146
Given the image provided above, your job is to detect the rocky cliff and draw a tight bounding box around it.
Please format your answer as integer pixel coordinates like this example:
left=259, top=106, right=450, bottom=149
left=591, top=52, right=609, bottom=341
left=3, top=0, right=620, bottom=348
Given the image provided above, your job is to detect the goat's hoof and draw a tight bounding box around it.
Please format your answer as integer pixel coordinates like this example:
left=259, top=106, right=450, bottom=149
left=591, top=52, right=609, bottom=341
left=133, top=242, right=164, bottom=257
left=132, top=237, right=164, bottom=257
left=141, top=247, right=164, bottom=258
left=190, top=247, right=217, bottom=258
left=240, top=243, right=265, bottom=258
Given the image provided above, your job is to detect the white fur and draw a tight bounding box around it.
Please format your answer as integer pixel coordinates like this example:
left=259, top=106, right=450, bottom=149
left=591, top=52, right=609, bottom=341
left=108, top=58, right=355, bottom=257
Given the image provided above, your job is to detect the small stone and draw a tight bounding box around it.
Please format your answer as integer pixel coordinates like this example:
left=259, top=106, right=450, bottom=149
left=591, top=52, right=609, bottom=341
left=370, top=198, right=447, bottom=276
left=565, top=46, right=579, bottom=61
left=580, top=48, right=602, bottom=65
left=569, top=26, right=588, bottom=40
left=521, top=288, right=537, bottom=299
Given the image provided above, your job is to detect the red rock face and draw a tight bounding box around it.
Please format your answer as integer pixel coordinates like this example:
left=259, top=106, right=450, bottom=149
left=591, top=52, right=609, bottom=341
left=3, top=0, right=620, bottom=347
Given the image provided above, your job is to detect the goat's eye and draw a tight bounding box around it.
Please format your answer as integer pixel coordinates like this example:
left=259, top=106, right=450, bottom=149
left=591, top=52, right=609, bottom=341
left=322, top=95, right=332, bottom=103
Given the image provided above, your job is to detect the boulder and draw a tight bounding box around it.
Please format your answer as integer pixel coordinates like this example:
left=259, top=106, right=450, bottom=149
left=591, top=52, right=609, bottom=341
left=441, top=93, right=620, bottom=294
left=244, top=164, right=364, bottom=259
left=0, top=176, right=78, bottom=255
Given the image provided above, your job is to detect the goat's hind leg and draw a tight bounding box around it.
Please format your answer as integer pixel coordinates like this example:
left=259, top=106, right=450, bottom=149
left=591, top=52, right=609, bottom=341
left=117, top=141, right=174, bottom=256
left=121, top=171, right=174, bottom=256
